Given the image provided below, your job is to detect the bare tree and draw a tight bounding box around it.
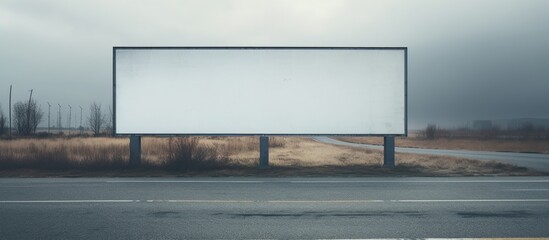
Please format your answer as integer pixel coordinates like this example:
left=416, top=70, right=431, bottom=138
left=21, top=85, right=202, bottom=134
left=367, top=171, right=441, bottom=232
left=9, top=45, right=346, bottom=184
left=88, top=102, right=105, bottom=136
left=13, top=100, right=43, bottom=135
left=424, top=123, right=437, bottom=140
left=0, top=106, right=6, bottom=136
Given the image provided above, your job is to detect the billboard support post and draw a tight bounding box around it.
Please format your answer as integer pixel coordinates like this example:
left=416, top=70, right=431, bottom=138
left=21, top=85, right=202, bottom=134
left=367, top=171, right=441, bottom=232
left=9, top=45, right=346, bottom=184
left=383, top=136, right=395, bottom=167
left=129, top=135, right=141, bottom=166
left=258, top=135, right=269, bottom=168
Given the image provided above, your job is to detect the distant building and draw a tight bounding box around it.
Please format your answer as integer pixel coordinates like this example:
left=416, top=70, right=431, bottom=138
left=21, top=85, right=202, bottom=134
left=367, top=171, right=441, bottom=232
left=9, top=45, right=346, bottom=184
left=492, top=118, right=549, bottom=131
left=473, top=120, right=492, bottom=130
left=506, top=118, right=549, bottom=131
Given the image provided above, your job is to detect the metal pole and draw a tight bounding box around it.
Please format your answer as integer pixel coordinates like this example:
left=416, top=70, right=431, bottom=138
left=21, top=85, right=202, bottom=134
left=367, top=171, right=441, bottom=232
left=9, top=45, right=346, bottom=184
left=129, top=135, right=141, bottom=166
left=383, top=136, right=395, bottom=167
left=79, top=106, right=83, bottom=135
left=58, top=104, right=61, bottom=134
left=35, top=104, right=39, bottom=134
left=258, top=135, right=269, bottom=168
left=8, top=85, right=12, bottom=138
left=47, top=102, right=51, bottom=133
left=68, top=105, right=72, bottom=136
left=26, top=89, right=33, bottom=135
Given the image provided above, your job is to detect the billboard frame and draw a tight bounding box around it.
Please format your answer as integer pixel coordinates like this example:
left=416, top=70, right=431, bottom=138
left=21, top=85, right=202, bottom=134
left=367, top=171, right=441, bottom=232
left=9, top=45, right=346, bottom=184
left=113, top=46, right=408, bottom=137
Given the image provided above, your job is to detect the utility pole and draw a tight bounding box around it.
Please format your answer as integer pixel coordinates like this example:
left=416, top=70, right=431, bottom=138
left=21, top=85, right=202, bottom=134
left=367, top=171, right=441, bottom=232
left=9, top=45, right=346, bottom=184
left=27, top=89, right=33, bottom=135
left=36, top=104, right=40, bottom=134
left=8, top=85, right=12, bottom=138
left=79, top=106, right=83, bottom=135
left=68, top=105, right=72, bottom=135
left=47, top=102, right=51, bottom=133
left=58, top=104, right=61, bottom=134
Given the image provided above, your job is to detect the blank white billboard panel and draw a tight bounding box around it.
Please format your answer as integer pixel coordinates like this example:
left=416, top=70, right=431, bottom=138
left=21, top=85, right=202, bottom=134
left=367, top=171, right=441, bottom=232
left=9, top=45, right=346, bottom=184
left=114, top=47, right=406, bottom=135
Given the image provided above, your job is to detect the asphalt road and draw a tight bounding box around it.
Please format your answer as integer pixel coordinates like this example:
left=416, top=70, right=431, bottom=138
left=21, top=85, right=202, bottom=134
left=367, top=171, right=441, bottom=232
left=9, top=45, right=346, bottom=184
left=313, top=136, right=549, bottom=172
left=1, top=177, right=549, bottom=239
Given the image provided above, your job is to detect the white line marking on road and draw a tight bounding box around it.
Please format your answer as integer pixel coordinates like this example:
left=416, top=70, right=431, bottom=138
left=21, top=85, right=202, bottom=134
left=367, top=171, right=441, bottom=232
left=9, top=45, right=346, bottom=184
left=507, top=189, right=549, bottom=191
left=107, top=180, right=265, bottom=183
left=391, top=199, right=549, bottom=202
left=318, top=239, right=549, bottom=240
left=257, top=199, right=549, bottom=203
left=106, top=180, right=549, bottom=183
left=167, top=200, right=255, bottom=203
left=290, top=180, right=549, bottom=183
left=265, top=200, right=385, bottom=203
left=2, top=199, right=549, bottom=204
left=0, top=200, right=137, bottom=203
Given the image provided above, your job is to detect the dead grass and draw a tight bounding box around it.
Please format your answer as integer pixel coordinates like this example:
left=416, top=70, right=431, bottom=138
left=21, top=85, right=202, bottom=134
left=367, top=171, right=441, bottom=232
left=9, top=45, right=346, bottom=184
left=0, top=136, right=542, bottom=176
left=162, top=137, right=230, bottom=171
left=337, top=137, right=549, bottom=154
left=0, top=138, right=128, bottom=170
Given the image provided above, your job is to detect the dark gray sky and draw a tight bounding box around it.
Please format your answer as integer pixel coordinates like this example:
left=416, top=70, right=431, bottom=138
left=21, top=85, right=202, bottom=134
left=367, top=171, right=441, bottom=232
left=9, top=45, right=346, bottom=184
left=1, top=0, right=548, bottom=129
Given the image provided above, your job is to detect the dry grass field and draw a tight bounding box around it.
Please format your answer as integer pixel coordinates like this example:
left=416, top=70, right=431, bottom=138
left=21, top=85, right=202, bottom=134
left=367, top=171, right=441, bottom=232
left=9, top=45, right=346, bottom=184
left=337, top=136, right=549, bottom=154
left=0, top=136, right=539, bottom=176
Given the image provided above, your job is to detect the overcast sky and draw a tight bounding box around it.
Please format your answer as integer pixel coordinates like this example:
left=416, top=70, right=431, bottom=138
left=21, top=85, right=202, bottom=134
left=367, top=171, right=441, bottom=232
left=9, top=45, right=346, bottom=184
left=1, top=0, right=548, bottom=129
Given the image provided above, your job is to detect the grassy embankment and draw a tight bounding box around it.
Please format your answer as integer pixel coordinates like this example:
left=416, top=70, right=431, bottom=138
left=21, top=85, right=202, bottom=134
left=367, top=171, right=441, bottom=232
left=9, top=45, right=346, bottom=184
left=0, top=136, right=539, bottom=177
left=336, top=136, right=549, bottom=153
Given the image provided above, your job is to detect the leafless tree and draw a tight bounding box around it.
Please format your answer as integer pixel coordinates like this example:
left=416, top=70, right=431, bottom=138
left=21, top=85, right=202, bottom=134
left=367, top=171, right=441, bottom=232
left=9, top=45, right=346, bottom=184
left=0, top=106, right=6, bottom=136
left=424, top=123, right=437, bottom=140
left=13, top=100, right=43, bottom=135
left=88, top=102, right=105, bottom=136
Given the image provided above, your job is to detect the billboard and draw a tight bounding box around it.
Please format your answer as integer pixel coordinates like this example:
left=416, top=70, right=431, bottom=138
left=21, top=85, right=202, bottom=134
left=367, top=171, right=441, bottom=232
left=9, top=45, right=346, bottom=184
left=114, top=47, right=407, bottom=135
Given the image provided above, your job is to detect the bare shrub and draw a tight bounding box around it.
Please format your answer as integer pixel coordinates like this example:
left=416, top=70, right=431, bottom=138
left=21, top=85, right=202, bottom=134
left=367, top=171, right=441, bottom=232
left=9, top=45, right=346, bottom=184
left=424, top=124, right=437, bottom=140
left=164, top=137, right=228, bottom=171
left=88, top=102, right=105, bottom=136
left=0, top=107, right=6, bottom=136
left=13, top=100, right=43, bottom=135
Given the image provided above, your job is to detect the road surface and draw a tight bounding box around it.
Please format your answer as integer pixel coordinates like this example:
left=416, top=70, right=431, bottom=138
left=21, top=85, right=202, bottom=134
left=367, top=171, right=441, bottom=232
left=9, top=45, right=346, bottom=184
left=1, top=177, right=549, bottom=239
left=313, top=136, right=549, bottom=172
